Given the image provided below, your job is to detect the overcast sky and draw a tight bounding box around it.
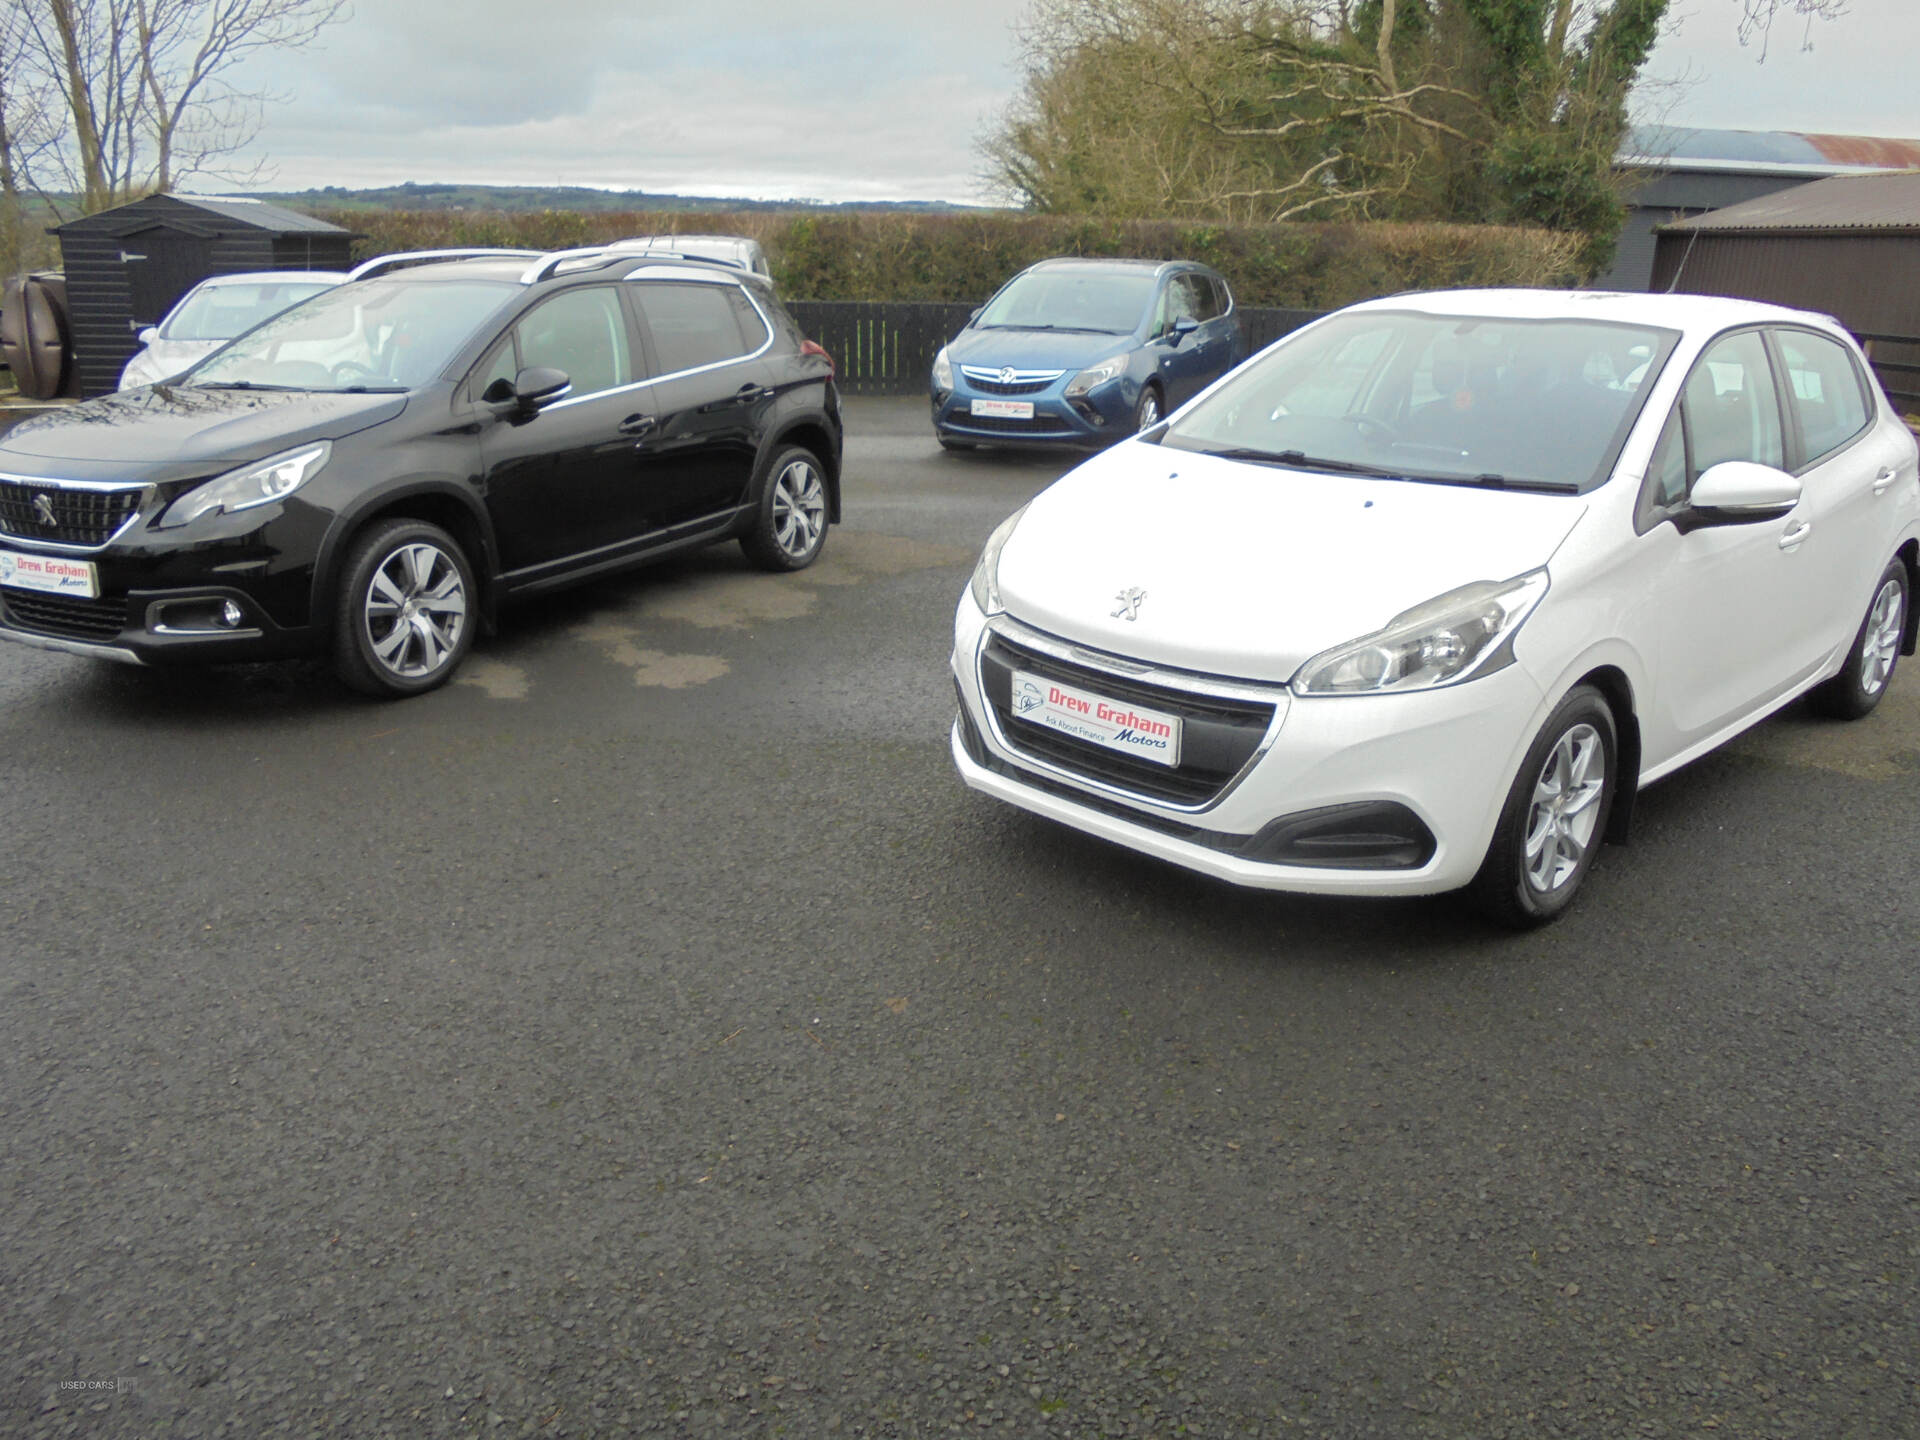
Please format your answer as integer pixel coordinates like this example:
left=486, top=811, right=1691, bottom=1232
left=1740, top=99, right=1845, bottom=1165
left=233, top=0, right=1917, bottom=204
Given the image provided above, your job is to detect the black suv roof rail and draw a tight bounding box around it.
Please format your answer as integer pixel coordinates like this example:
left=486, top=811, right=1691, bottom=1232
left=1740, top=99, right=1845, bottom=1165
left=347, top=248, right=545, bottom=283
left=517, top=247, right=635, bottom=286
left=517, top=246, right=755, bottom=287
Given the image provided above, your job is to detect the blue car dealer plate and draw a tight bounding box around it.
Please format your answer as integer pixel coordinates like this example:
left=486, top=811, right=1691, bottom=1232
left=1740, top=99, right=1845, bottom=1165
left=0, top=547, right=99, bottom=598
left=1010, top=670, right=1182, bottom=767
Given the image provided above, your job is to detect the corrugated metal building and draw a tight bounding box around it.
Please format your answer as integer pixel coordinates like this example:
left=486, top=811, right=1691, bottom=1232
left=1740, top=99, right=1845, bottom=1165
left=1650, top=170, right=1920, bottom=408
left=1599, top=128, right=1920, bottom=291
left=53, top=194, right=353, bottom=397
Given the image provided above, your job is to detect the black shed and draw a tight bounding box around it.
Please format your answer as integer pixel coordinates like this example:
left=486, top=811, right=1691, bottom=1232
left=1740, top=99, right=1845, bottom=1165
left=53, top=193, right=353, bottom=397
left=1651, top=170, right=1920, bottom=409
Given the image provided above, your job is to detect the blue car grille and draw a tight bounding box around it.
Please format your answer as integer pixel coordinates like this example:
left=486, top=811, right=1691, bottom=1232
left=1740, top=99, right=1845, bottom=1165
left=960, top=366, right=1064, bottom=397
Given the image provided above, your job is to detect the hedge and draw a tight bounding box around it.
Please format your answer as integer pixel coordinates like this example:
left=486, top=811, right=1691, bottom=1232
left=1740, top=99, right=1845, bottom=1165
left=313, top=208, right=1585, bottom=310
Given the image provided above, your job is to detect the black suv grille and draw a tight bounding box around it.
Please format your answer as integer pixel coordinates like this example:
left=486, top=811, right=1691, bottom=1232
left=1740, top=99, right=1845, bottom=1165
left=0, top=478, right=144, bottom=548
left=980, top=635, right=1277, bottom=806
left=1, top=587, right=129, bottom=642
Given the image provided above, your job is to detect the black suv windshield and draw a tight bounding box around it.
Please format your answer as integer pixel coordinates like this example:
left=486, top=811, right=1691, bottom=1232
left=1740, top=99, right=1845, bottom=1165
left=1161, top=310, right=1679, bottom=493
left=976, top=270, right=1156, bottom=334
left=188, top=278, right=517, bottom=391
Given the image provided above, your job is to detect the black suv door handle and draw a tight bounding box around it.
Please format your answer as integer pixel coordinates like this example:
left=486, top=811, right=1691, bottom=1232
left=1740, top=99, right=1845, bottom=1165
left=619, top=413, right=656, bottom=438
left=735, top=383, right=772, bottom=405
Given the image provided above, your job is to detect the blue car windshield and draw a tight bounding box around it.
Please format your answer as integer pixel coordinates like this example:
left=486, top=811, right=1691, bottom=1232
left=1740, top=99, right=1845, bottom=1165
left=186, top=279, right=517, bottom=392
left=1160, top=310, right=1679, bottom=494
left=976, top=270, right=1156, bottom=334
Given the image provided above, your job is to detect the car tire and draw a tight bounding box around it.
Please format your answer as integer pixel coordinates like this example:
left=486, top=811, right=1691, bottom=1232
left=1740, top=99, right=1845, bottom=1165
left=332, top=518, right=476, bottom=698
left=741, top=444, right=830, bottom=572
left=1134, top=384, right=1163, bottom=433
left=1467, top=684, right=1618, bottom=930
left=1809, top=558, right=1907, bottom=720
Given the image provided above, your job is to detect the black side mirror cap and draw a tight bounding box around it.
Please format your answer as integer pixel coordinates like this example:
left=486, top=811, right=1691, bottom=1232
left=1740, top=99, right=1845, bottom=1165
left=512, top=367, right=571, bottom=411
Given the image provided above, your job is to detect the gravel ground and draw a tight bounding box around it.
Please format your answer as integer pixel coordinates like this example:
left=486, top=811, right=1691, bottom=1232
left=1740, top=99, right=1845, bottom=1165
left=2, top=397, right=1915, bottom=1437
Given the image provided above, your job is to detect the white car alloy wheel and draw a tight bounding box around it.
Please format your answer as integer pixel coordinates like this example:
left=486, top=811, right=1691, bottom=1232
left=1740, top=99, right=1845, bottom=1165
left=1523, top=722, right=1607, bottom=894
left=1468, top=687, right=1617, bottom=929
left=365, top=542, right=468, bottom=679
left=772, top=458, right=827, bottom=561
left=1858, top=574, right=1904, bottom=697
left=1813, top=559, right=1909, bottom=720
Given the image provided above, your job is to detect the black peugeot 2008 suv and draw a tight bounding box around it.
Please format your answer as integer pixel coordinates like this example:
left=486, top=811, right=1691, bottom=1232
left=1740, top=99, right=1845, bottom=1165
left=0, top=246, right=842, bottom=697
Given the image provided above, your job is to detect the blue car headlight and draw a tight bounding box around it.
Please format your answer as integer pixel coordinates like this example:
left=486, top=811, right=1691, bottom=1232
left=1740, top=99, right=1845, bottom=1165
left=1063, top=358, right=1126, bottom=398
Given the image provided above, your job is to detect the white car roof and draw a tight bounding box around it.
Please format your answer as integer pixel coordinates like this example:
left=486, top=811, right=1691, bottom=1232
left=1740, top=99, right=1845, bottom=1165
left=1347, top=287, right=1846, bottom=338
left=187, top=270, right=348, bottom=287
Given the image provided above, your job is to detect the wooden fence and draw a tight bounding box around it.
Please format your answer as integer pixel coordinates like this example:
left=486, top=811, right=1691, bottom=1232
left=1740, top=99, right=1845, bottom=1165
left=1857, top=331, right=1920, bottom=413
left=785, top=301, right=1325, bottom=396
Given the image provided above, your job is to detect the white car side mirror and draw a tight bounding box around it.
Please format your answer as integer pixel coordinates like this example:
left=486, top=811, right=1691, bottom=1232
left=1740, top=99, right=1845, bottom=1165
left=1686, top=460, right=1801, bottom=529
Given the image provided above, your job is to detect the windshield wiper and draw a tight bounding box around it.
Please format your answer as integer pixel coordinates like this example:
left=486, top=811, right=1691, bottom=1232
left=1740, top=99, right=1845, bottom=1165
left=1198, top=447, right=1580, bottom=494
left=187, top=380, right=301, bottom=392
left=1428, top=472, right=1581, bottom=495
left=1198, top=447, right=1410, bottom=479
left=990, top=323, right=1119, bottom=334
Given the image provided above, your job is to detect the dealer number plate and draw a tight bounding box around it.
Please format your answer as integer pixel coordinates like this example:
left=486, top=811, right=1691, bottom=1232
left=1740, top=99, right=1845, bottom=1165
left=970, top=398, right=1034, bottom=420
left=0, top=548, right=99, bottom=599
left=1010, top=670, right=1182, bottom=768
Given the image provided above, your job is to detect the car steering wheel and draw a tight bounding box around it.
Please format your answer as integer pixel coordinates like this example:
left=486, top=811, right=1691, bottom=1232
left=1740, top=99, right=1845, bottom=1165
left=331, top=360, right=383, bottom=385
left=1342, top=413, right=1400, bottom=443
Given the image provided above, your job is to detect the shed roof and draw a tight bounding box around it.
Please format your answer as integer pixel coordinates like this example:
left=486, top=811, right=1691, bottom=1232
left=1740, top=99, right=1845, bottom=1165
left=1660, top=170, right=1920, bottom=234
left=54, top=192, right=347, bottom=236
left=1620, top=126, right=1920, bottom=176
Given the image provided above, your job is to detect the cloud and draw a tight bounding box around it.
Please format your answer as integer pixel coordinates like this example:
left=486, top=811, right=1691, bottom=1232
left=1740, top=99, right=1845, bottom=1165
left=241, top=2, right=1029, bottom=201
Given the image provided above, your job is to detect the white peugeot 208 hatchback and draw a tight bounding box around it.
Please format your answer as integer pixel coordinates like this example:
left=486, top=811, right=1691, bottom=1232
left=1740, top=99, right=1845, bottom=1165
left=950, top=289, right=1920, bottom=927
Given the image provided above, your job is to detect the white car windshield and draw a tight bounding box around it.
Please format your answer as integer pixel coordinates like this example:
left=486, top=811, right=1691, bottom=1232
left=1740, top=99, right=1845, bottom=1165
left=186, top=278, right=517, bottom=392
left=161, top=280, right=338, bottom=342
left=1162, top=310, right=1679, bottom=493
left=976, top=270, right=1156, bottom=334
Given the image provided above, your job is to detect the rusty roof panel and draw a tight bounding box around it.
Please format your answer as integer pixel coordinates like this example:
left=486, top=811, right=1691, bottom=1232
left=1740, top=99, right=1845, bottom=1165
left=1798, top=133, right=1920, bottom=168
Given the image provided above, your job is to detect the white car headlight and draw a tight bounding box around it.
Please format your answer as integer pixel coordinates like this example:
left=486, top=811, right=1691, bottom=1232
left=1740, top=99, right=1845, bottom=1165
left=155, top=442, right=332, bottom=529
left=1063, top=357, right=1126, bottom=398
left=1293, top=570, right=1549, bottom=695
left=931, top=345, right=954, bottom=391
left=968, top=503, right=1030, bottom=616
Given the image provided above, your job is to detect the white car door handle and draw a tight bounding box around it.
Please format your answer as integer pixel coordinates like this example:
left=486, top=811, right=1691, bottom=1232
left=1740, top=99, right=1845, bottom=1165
left=1873, top=467, right=1897, bottom=495
left=1778, top=520, right=1812, bottom=550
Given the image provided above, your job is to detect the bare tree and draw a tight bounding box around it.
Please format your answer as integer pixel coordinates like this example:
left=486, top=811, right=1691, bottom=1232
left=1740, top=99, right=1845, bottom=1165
left=0, top=0, right=346, bottom=216
left=1736, top=0, right=1849, bottom=58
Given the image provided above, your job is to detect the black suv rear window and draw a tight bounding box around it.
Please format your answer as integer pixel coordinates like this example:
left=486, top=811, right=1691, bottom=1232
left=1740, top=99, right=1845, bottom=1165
left=636, top=283, right=758, bottom=376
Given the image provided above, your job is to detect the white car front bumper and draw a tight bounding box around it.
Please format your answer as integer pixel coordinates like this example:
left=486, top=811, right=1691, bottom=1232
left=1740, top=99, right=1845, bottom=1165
left=950, top=598, right=1550, bottom=897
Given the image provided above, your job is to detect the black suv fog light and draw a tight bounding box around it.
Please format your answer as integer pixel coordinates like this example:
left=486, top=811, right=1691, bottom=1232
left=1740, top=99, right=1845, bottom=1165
left=148, top=596, right=255, bottom=635
left=1244, top=802, right=1437, bottom=870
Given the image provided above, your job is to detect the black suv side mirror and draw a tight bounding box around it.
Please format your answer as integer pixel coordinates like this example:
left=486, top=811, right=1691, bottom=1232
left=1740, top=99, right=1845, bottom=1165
left=483, top=367, right=572, bottom=416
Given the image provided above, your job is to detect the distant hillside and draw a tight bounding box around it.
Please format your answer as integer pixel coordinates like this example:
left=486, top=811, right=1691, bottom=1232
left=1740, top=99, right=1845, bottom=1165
left=257, top=183, right=988, bottom=215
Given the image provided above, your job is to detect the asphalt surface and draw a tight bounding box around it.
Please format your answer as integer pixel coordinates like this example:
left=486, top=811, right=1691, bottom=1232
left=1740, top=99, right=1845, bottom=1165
left=2, top=396, right=1916, bottom=1438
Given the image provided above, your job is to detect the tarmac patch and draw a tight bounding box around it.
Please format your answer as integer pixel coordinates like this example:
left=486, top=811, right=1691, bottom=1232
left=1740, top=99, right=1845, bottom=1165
left=570, top=619, right=731, bottom=689
left=454, top=659, right=530, bottom=700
